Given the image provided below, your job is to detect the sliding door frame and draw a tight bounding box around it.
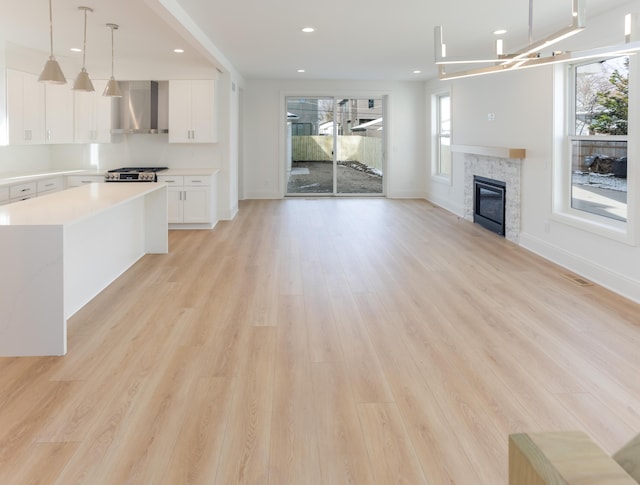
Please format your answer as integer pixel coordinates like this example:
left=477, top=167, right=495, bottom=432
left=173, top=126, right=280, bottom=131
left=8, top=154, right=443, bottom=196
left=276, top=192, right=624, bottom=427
left=280, top=90, right=389, bottom=198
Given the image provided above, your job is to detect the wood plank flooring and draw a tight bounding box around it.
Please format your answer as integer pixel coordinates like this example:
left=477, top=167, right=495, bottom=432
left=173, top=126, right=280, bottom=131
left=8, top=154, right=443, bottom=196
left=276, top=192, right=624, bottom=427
left=1, top=198, right=640, bottom=484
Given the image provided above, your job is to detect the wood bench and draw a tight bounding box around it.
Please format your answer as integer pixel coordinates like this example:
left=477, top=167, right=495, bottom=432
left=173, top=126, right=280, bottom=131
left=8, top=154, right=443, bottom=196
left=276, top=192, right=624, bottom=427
left=509, top=431, right=640, bottom=484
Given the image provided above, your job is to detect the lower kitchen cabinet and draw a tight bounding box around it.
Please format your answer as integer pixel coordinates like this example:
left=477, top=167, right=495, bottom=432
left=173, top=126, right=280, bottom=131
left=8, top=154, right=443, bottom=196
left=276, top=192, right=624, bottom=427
left=157, top=171, right=218, bottom=229
left=0, top=187, right=9, bottom=206
left=9, top=181, right=36, bottom=203
left=66, top=175, right=105, bottom=188
left=37, top=176, right=64, bottom=196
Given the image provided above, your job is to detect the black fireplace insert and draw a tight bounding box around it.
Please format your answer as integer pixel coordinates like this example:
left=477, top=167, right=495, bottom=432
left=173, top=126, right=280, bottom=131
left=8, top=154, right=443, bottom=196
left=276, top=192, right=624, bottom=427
left=473, top=175, right=506, bottom=236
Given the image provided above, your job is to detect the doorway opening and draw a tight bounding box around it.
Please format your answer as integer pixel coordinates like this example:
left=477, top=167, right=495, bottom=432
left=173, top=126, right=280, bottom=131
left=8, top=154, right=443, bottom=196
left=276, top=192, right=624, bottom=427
left=285, top=97, right=384, bottom=196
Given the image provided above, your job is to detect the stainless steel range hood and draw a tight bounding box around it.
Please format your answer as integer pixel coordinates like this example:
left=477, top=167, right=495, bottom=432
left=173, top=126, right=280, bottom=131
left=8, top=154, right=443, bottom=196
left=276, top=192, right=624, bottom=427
left=113, top=81, right=169, bottom=134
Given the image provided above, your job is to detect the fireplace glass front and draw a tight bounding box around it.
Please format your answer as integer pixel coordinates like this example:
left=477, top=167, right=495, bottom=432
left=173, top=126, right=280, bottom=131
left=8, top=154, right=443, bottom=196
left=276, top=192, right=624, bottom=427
left=474, top=176, right=506, bottom=236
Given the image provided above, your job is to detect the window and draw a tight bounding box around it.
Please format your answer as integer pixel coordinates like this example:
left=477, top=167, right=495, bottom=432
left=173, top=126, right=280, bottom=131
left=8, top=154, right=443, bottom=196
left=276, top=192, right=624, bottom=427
left=291, top=123, right=313, bottom=136
left=569, top=57, right=628, bottom=223
left=434, top=93, right=451, bottom=178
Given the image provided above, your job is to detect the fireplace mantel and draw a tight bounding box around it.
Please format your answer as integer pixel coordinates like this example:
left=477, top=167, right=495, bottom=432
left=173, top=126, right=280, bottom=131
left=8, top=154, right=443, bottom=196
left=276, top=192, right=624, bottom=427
left=452, top=145, right=526, bottom=159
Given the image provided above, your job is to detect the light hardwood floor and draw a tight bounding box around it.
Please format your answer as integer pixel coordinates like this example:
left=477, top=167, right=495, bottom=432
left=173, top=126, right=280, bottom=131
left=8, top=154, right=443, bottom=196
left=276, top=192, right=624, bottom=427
left=1, top=198, right=640, bottom=484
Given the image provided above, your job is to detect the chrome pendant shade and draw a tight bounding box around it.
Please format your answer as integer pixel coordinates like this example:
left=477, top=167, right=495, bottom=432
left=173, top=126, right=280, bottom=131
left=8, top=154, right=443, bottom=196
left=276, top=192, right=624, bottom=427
left=73, top=6, right=95, bottom=92
left=103, top=23, right=122, bottom=97
left=38, top=0, right=66, bottom=84
left=39, top=58, right=66, bottom=84
left=103, top=77, right=123, bottom=97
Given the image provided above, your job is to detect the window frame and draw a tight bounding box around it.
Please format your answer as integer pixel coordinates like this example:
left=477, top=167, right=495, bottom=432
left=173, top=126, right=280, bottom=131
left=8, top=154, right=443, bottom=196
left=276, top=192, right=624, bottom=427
left=432, top=91, right=452, bottom=183
left=551, top=57, right=637, bottom=245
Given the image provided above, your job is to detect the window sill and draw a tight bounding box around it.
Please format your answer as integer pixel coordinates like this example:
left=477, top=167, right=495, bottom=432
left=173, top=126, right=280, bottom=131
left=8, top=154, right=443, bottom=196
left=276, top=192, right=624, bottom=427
left=551, top=209, right=636, bottom=246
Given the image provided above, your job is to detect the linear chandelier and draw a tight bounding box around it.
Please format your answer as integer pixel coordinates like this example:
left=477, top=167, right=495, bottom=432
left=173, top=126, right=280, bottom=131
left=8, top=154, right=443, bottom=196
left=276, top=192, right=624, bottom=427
left=435, top=0, right=640, bottom=80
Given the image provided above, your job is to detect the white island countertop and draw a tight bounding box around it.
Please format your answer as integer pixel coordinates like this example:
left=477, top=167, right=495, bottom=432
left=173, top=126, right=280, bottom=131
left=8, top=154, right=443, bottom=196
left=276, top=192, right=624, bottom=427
left=0, top=181, right=168, bottom=356
left=0, top=182, right=166, bottom=226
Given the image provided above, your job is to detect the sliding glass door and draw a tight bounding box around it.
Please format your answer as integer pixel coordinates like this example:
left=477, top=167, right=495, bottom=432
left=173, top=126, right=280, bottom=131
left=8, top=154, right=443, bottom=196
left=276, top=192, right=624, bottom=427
left=286, top=96, right=384, bottom=196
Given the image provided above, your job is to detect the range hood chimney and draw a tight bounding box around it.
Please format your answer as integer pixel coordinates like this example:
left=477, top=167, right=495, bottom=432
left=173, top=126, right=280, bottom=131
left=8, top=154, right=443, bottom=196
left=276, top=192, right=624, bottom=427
left=116, top=81, right=168, bottom=134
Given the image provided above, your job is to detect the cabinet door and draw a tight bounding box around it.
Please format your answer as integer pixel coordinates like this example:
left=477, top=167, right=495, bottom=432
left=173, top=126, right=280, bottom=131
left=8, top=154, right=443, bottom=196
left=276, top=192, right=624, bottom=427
left=7, top=70, right=45, bottom=145
left=94, top=81, right=113, bottom=143
left=168, top=80, right=192, bottom=143
left=74, top=81, right=112, bottom=144
left=167, top=186, right=184, bottom=223
left=190, top=80, right=216, bottom=143
left=45, top=83, right=74, bottom=144
left=182, top=186, right=210, bottom=223
left=74, top=89, right=95, bottom=143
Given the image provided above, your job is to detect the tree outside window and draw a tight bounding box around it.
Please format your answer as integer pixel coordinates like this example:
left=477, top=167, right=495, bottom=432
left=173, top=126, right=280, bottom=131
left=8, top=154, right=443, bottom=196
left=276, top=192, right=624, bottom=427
left=570, top=57, right=628, bottom=223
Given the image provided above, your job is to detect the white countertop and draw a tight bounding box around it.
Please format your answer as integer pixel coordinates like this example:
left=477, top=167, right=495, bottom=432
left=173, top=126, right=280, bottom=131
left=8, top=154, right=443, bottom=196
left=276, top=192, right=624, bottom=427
left=0, top=169, right=102, bottom=187
left=160, top=168, right=220, bottom=176
left=0, top=168, right=219, bottom=188
left=0, top=182, right=167, bottom=226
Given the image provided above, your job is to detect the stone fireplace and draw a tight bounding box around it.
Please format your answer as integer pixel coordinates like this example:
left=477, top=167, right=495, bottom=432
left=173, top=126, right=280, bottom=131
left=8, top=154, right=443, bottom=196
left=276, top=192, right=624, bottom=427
left=453, top=145, right=525, bottom=243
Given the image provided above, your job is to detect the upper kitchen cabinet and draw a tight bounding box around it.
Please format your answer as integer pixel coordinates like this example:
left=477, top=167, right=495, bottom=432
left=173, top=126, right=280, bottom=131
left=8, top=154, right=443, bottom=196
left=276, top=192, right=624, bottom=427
left=7, top=69, right=45, bottom=145
left=74, top=80, right=113, bottom=143
left=45, top=83, right=74, bottom=144
left=168, top=80, right=217, bottom=143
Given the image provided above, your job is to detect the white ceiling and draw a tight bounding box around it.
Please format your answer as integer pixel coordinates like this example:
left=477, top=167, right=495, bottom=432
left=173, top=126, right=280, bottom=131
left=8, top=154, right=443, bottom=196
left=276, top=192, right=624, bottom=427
left=0, top=0, right=636, bottom=81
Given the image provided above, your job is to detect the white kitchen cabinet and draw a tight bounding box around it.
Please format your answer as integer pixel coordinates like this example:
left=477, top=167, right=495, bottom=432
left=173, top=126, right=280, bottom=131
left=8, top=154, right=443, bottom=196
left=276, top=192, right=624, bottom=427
left=168, top=80, right=217, bottom=143
left=7, top=69, right=45, bottom=145
left=9, top=181, right=37, bottom=202
left=45, top=83, right=74, bottom=144
left=66, top=175, right=105, bottom=187
left=157, top=172, right=217, bottom=228
left=0, top=187, right=9, bottom=206
left=37, top=176, right=64, bottom=195
left=74, top=80, right=112, bottom=143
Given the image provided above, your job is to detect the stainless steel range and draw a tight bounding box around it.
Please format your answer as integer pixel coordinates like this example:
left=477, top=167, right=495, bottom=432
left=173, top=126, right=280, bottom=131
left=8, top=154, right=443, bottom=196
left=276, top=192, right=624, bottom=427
left=105, top=167, right=168, bottom=182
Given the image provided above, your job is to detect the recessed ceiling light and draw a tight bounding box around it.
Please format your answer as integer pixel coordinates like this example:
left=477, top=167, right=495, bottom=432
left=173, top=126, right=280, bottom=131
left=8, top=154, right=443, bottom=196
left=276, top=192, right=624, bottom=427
left=174, top=48, right=185, bottom=53
left=493, top=29, right=507, bottom=35
left=297, top=69, right=306, bottom=73
left=301, top=27, right=315, bottom=33
left=70, top=47, right=82, bottom=52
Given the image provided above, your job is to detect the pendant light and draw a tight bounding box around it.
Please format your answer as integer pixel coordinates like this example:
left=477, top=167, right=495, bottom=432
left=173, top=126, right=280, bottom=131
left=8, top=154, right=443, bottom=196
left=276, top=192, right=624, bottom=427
left=38, top=0, right=66, bottom=84
left=103, top=23, right=122, bottom=97
left=73, top=6, right=95, bottom=92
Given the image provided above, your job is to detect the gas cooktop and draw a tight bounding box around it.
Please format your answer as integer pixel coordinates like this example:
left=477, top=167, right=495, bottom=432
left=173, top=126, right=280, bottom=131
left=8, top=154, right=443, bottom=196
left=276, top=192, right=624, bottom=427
left=105, top=167, right=168, bottom=182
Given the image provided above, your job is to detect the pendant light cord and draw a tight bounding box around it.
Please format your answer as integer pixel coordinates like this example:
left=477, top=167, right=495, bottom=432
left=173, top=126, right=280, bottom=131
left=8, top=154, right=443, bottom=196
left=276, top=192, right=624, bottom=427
left=48, top=0, right=54, bottom=58
left=110, top=26, right=115, bottom=77
left=81, top=8, right=88, bottom=69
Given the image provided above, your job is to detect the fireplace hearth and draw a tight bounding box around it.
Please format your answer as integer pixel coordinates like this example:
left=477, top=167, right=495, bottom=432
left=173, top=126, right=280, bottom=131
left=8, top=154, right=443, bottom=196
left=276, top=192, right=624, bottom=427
left=474, top=176, right=506, bottom=236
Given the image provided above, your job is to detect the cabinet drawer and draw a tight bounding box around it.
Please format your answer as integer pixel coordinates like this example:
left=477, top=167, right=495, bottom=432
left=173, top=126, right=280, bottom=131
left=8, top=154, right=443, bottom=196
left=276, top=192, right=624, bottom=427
left=9, top=181, right=37, bottom=199
left=66, top=175, right=104, bottom=187
left=157, top=175, right=184, bottom=187
left=184, top=175, right=210, bottom=186
left=0, top=187, right=9, bottom=203
left=37, top=177, right=63, bottom=194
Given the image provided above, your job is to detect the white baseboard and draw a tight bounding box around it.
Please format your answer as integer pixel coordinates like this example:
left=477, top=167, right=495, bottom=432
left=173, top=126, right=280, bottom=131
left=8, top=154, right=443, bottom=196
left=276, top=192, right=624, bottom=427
left=519, top=232, right=640, bottom=304
left=425, top=195, right=464, bottom=218
left=387, top=190, right=427, bottom=199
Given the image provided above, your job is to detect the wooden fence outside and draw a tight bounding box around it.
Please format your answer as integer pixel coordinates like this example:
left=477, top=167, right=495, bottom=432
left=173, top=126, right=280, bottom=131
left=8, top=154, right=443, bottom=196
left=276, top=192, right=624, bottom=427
left=292, top=136, right=383, bottom=171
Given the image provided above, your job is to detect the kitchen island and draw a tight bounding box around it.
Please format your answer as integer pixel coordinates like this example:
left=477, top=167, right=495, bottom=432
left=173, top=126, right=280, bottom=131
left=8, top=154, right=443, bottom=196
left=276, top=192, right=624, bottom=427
left=0, top=182, right=168, bottom=357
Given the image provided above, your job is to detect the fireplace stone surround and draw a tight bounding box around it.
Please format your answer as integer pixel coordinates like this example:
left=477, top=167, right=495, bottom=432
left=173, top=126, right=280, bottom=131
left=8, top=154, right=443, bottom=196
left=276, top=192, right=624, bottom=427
left=453, top=145, right=525, bottom=243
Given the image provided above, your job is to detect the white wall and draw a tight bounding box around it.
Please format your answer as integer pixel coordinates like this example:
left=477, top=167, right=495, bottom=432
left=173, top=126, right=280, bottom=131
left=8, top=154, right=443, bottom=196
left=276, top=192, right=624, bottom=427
left=424, top=2, right=640, bottom=303
left=242, top=79, right=425, bottom=199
